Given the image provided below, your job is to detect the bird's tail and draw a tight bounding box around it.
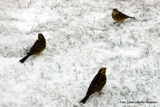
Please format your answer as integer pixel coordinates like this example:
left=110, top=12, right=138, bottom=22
left=128, top=16, right=135, bottom=19
left=80, top=95, right=90, bottom=104
left=19, top=54, right=30, bottom=63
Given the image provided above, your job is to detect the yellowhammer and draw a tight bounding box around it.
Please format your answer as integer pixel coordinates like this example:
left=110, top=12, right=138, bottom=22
left=112, top=8, right=135, bottom=23
left=80, top=67, right=107, bottom=104
left=19, top=33, right=46, bottom=63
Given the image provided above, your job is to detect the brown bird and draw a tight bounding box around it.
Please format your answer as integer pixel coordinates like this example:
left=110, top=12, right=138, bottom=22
left=80, top=67, right=107, bottom=104
left=19, top=33, right=46, bottom=63
left=112, top=8, right=135, bottom=23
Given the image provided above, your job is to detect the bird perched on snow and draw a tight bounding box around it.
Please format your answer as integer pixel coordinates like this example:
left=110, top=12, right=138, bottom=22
left=19, top=33, right=46, bottom=63
left=112, top=8, right=135, bottom=23
left=80, top=67, right=107, bottom=104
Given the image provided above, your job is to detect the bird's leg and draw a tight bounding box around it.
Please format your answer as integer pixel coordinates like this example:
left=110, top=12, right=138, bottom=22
left=117, top=23, right=121, bottom=26
left=117, top=21, right=123, bottom=26
left=113, top=22, right=118, bottom=24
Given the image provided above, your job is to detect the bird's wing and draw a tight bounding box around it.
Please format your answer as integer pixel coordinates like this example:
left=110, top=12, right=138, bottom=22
left=28, top=40, right=45, bottom=55
left=87, top=74, right=106, bottom=94
left=118, top=11, right=130, bottom=19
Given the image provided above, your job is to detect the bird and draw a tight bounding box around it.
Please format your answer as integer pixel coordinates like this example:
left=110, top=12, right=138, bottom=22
left=80, top=67, right=107, bottom=104
left=112, top=8, right=135, bottom=23
left=19, top=33, right=46, bottom=63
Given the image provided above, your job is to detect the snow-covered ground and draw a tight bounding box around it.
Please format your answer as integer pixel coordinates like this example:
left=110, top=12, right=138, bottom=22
left=0, top=0, right=160, bottom=107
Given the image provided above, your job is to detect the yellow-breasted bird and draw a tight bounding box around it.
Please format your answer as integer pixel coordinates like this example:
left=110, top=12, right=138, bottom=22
left=19, top=33, right=46, bottom=63
left=80, top=67, right=107, bottom=104
left=112, top=8, right=135, bottom=23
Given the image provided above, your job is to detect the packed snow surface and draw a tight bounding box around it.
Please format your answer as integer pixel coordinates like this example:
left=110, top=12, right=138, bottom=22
left=0, top=0, right=160, bottom=107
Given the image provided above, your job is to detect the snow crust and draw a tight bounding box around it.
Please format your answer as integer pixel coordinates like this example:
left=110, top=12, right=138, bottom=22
left=0, top=0, right=160, bottom=107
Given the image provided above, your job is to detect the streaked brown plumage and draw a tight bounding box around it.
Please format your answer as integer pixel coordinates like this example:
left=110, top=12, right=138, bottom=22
left=112, top=8, right=135, bottom=23
left=80, top=67, right=107, bottom=104
left=19, top=33, right=46, bottom=63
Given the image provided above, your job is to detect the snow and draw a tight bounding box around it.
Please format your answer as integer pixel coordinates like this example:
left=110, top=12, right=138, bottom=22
left=0, top=0, right=160, bottom=107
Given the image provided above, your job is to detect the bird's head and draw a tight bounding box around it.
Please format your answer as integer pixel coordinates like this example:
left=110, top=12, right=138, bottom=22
left=38, top=33, right=44, bottom=40
left=99, top=67, right=107, bottom=74
left=113, top=8, right=119, bottom=13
